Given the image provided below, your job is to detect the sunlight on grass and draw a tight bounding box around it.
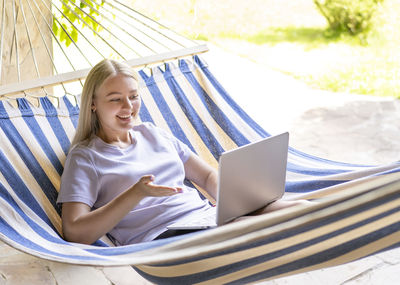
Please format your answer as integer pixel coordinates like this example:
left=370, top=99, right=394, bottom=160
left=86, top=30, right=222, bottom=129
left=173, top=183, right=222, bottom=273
left=130, top=0, right=400, bottom=98
left=217, top=26, right=357, bottom=46
left=213, top=0, right=400, bottom=98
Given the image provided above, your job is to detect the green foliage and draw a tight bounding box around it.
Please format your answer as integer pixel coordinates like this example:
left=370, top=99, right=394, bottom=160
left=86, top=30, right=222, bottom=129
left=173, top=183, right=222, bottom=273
left=313, top=0, right=383, bottom=35
left=52, top=0, right=104, bottom=47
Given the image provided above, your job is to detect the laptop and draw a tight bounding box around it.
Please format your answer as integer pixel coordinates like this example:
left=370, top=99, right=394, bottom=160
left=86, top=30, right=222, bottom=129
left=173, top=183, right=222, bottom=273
left=167, top=132, right=289, bottom=230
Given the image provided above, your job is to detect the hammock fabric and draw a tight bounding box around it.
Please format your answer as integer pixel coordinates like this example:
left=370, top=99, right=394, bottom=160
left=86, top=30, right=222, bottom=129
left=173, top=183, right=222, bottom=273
left=1, top=56, right=400, bottom=285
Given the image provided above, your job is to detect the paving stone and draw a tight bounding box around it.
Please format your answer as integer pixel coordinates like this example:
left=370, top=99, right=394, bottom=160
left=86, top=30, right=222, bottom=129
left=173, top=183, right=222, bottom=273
left=375, top=248, right=400, bottom=265
left=100, top=266, right=153, bottom=285
left=0, top=241, right=152, bottom=285
left=344, top=263, right=400, bottom=284
left=46, top=262, right=111, bottom=285
left=0, top=262, right=55, bottom=285
left=0, top=242, right=109, bottom=285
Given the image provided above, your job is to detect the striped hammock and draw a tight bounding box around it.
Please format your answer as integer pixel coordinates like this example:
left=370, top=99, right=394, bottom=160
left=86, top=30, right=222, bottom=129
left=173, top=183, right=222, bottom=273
left=1, top=55, right=400, bottom=285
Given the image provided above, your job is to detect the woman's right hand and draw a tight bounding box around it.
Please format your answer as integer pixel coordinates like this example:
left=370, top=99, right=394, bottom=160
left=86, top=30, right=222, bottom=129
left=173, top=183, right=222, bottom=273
left=131, top=175, right=183, bottom=199
left=61, top=175, right=182, bottom=244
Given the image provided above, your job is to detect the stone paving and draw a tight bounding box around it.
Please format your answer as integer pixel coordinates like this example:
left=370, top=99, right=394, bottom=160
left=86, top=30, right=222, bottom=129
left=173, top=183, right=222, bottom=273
left=1, top=45, right=399, bottom=284
left=0, top=242, right=149, bottom=285
left=203, top=44, right=400, bottom=165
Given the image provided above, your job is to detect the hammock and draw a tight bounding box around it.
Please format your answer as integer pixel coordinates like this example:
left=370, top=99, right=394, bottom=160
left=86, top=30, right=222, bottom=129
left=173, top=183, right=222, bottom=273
left=1, top=55, right=400, bottom=284
left=1, top=0, right=400, bottom=284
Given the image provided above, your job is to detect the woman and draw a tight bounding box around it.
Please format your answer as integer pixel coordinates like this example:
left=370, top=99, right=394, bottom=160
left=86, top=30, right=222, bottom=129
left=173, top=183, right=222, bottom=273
left=58, top=59, right=306, bottom=245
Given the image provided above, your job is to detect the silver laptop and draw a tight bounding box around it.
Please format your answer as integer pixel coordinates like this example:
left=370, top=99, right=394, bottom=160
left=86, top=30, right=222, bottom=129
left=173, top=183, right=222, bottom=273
left=167, top=132, right=289, bottom=230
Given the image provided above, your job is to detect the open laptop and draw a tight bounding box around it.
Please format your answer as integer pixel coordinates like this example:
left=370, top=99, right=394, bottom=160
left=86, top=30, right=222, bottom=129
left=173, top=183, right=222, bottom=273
left=167, top=132, right=289, bottom=230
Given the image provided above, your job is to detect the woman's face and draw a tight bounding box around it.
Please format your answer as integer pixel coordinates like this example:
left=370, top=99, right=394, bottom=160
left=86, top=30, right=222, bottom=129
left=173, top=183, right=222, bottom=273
left=92, top=73, right=140, bottom=142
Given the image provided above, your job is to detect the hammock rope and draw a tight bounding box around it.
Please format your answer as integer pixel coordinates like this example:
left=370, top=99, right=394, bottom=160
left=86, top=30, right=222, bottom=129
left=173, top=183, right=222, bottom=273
left=0, top=0, right=208, bottom=98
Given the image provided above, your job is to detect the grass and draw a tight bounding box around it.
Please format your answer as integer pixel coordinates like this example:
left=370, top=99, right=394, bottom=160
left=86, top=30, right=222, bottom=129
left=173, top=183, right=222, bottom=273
left=130, top=0, right=400, bottom=98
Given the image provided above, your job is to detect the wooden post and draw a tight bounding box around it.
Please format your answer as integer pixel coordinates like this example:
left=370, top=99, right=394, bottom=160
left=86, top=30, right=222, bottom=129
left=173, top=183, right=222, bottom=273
left=0, top=0, right=53, bottom=92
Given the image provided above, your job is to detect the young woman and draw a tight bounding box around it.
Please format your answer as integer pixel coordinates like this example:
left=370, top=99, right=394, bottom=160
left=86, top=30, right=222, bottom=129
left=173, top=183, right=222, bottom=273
left=57, top=59, right=307, bottom=245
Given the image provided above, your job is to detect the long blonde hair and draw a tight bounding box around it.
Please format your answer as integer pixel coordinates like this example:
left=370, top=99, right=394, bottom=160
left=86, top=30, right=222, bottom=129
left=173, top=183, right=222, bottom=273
left=70, top=59, right=139, bottom=149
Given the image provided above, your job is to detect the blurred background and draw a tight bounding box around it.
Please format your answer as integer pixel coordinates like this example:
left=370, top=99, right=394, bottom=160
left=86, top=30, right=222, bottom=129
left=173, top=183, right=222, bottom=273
left=129, top=0, right=399, bottom=99
left=127, top=0, right=400, bottom=165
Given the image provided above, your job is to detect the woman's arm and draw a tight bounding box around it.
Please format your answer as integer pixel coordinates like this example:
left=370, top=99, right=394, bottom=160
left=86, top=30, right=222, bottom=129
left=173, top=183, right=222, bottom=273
left=61, top=175, right=182, bottom=244
left=184, top=153, right=218, bottom=200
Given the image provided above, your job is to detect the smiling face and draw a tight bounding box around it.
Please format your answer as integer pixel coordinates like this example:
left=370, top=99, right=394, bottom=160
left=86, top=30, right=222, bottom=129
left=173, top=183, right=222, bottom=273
left=92, top=73, right=140, bottom=144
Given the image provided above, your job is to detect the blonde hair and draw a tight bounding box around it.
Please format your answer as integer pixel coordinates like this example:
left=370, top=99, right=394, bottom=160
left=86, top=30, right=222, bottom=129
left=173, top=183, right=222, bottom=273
left=70, top=59, right=139, bottom=149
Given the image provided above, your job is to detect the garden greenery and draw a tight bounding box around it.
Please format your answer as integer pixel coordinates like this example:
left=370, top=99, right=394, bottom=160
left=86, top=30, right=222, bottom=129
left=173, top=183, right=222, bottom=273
left=52, top=0, right=104, bottom=47
left=313, top=0, right=383, bottom=35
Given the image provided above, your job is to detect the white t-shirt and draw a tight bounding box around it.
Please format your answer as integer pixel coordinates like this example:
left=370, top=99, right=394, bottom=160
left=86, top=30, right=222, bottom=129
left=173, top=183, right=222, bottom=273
left=57, top=123, right=212, bottom=245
